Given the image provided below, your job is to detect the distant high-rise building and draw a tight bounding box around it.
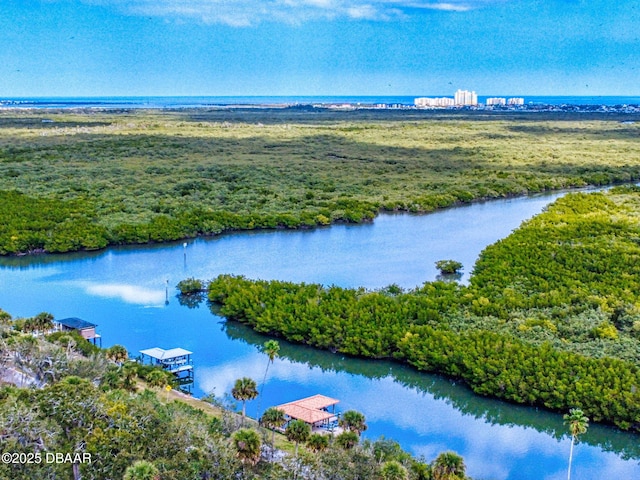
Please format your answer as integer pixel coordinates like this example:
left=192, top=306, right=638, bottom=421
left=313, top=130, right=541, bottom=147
left=454, top=89, right=477, bottom=106
left=486, top=97, right=506, bottom=106
left=507, top=97, right=525, bottom=105
left=414, top=97, right=455, bottom=107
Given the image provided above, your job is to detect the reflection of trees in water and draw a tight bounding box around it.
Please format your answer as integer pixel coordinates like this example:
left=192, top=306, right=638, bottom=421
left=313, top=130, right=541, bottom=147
left=222, top=319, right=640, bottom=461
left=435, top=272, right=463, bottom=283
left=0, top=248, right=108, bottom=270
left=177, top=292, right=205, bottom=309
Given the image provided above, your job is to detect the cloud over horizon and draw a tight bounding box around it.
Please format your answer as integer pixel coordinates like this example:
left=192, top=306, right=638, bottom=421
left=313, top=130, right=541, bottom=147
left=83, top=0, right=502, bottom=26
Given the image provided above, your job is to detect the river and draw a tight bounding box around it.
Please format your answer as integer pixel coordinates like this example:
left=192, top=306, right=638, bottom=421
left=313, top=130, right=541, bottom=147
left=0, top=189, right=638, bottom=480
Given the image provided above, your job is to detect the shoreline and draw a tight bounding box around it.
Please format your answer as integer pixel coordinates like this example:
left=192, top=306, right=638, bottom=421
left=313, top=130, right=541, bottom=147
left=5, top=180, right=636, bottom=259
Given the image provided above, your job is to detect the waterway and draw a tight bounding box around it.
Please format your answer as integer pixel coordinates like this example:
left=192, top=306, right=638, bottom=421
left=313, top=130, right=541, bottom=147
left=1, top=190, right=638, bottom=480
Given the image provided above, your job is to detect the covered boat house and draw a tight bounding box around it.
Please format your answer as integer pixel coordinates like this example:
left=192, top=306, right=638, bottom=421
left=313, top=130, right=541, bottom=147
left=55, top=317, right=101, bottom=346
left=139, top=347, right=194, bottom=378
left=275, top=394, right=341, bottom=433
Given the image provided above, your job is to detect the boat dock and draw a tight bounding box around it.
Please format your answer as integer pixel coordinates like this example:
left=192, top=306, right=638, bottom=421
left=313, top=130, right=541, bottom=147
left=139, top=347, right=194, bottom=376
left=274, top=394, right=342, bottom=434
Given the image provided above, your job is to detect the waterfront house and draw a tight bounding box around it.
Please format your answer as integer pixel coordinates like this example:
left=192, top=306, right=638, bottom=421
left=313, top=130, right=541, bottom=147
left=55, top=317, right=101, bottom=346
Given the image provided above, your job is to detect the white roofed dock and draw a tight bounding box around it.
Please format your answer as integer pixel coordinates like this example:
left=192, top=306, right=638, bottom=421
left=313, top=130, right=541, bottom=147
left=140, top=347, right=194, bottom=375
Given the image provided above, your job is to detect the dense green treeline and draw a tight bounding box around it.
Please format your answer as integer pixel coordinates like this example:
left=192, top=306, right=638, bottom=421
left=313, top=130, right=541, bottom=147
left=206, top=189, right=640, bottom=433
left=221, top=320, right=640, bottom=462
left=1, top=109, right=640, bottom=254
left=207, top=275, right=640, bottom=432
left=470, top=188, right=640, bottom=315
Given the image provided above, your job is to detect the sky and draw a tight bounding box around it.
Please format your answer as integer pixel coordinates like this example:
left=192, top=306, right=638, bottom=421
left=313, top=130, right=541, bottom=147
left=1, top=0, right=639, bottom=97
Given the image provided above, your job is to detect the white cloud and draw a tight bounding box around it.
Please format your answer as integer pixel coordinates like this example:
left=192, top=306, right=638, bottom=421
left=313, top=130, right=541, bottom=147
left=80, top=0, right=503, bottom=26
left=419, top=3, right=473, bottom=12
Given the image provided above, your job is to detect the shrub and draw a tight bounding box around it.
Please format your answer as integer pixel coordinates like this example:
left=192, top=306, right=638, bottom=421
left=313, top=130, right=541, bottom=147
left=435, top=260, right=463, bottom=274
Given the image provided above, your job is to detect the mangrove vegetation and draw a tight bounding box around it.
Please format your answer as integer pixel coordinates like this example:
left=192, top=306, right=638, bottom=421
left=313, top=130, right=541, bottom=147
left=1, top=108, right=640, bottom=254
left=206, top=187, right=640, bottom=433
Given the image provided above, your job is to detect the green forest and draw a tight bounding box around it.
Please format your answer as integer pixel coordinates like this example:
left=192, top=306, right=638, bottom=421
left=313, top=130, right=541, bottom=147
left=0, top=309, right=467, bottom=480
left=207, top=187, right=640, bottom=432
left=1, top=108, right=640, bottom=254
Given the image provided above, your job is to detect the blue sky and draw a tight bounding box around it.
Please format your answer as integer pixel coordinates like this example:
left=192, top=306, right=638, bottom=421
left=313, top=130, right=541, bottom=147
left=1, top=0, right=638, bottom=96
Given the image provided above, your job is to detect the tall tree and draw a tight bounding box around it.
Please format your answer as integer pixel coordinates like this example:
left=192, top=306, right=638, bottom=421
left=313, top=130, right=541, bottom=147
left=564, top=408, right=589, bottom=480
left=431, top=451, right=466, bottom=480
left=256, top=339, right=280, bottom=420
left=284, top=419, right=310, bottom=457
left=339, top=410, right=368, bottom=436
left=260, top=407, right=286, bottom=448
left=233, top=428, right=262, bottom=467
left=231, top=377, right=258, bottom=426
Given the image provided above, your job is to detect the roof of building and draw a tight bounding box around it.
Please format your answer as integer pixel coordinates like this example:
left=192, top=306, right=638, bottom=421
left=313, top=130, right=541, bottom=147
left=291, top=394, right=339, bottom=410
left=139, top=347, right=193, bottom=361
left=56, top=317, right=97, bottom=330
left=276, top=403, right=336, bottom=425
left=275, top=394, right=340, bottom=425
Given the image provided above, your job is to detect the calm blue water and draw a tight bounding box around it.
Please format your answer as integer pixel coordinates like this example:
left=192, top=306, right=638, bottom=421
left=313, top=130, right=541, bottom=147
left=0, top=191, right=639, bottom=479
left=1, top=95, right=639, bottom=108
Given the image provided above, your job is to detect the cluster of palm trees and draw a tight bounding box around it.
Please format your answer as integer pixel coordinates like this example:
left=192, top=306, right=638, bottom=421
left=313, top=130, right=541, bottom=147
left=21, top=312, right=54, bottom=336
left=228, top=339, right=375, bottom=470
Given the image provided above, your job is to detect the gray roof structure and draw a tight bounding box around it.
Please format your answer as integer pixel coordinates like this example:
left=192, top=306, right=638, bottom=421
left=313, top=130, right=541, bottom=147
left=139, top=347, right=193, bottom=361
left=56, top=317, right=97, bottom=330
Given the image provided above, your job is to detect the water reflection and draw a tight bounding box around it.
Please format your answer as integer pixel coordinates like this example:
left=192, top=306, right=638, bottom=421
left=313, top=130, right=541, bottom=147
left=223, top=320, right=640, bottom=464
left=83, top=282, right=166, bottom=305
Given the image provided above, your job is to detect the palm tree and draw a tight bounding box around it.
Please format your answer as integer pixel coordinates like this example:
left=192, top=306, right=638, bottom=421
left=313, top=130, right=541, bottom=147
left=380, top=460, right=409, bottom=480
left=564, top=408, right=589, bottom=480
left=120, top=361, right=139, bottom=392
left=285, top=419, right=310, bottom=457
left=306, top=433, right=329, bottom=453
left=431, top=451, right=466, bottom=480
left=123, top=460, right=160, bottom=480
left=335, top=430, right=359, bottom=450
left=339, top=410, right=367, bottom=436
left=232, top=377, right=258, bottom=426
left=105, top=344, right=128, bottom=365
left=233, top=428, right=262, bottom=466
left=256, top=339, right=280, bottom=420
left=260, top=407, right=286, bottom=448
left=145, top=369, right=169, bottom=390
left=33, top=312, right=54, bottom=335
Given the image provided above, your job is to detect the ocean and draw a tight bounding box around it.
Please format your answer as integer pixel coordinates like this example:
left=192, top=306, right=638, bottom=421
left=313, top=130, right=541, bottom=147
left=1, top=95, right=639, bottom=109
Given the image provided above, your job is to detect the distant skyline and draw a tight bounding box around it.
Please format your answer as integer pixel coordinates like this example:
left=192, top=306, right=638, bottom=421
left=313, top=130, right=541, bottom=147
left=1, top=0, right=639, bottom=97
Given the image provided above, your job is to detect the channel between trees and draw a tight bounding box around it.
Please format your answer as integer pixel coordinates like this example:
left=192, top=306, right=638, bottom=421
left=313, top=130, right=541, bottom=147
left=191, top=188, right=640, bottom=434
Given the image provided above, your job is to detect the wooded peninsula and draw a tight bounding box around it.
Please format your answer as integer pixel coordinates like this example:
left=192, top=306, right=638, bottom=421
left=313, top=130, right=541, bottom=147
left=207, top=186, right=640, bottom=432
